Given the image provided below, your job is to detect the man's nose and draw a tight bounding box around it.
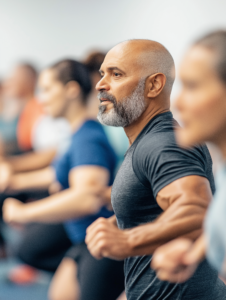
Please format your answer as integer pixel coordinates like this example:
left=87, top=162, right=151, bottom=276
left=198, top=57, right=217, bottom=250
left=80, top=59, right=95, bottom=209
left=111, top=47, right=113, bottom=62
left=96, top=76, right=110, bottom=91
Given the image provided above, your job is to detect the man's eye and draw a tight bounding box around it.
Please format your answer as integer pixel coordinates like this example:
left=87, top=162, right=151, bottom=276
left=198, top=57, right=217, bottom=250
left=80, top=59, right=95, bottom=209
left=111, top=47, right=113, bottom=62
left=113, top=72, right=121, bottom=77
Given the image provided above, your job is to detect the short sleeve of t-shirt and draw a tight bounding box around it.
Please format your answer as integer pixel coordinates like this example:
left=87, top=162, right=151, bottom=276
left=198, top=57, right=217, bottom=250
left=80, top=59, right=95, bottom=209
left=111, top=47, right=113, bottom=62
left=53, top=121, right=117, bottom=189
left=69, top=134, right=113, bottom=170
left=133, top=131, right=209, bottom=198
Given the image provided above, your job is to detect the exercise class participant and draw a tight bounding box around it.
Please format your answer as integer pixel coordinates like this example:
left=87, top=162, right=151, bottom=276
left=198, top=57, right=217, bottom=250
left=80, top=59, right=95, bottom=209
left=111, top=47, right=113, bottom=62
left=85, top=39, right=226, bottom=299
left=151, top=30, right=226, bottom=284
left=3, top=59, right=124, bottom=300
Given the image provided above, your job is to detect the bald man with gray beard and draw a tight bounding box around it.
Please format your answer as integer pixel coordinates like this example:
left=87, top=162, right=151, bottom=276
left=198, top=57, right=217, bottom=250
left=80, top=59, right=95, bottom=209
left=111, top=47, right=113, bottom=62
left=85, top=40, right=226, bottom=299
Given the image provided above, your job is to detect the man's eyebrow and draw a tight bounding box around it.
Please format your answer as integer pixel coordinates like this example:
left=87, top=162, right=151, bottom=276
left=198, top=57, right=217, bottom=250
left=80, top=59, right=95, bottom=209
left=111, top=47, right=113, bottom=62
left=99, top=67, right=125, bottom=74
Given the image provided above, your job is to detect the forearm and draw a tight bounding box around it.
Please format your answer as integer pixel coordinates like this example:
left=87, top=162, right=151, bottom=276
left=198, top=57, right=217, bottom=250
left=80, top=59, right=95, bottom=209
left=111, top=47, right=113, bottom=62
left=20, top=188, right=101, bottom=223
left=9, top=167, right=55, bottom=191
left=6, top=149, right=56, bottom=172
left=127, top=204, right=206, bottom=256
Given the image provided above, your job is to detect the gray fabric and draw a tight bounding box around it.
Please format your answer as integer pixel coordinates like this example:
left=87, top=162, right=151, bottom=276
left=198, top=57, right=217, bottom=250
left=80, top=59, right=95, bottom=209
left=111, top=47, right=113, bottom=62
left=111, top=112, right=226, bottom=300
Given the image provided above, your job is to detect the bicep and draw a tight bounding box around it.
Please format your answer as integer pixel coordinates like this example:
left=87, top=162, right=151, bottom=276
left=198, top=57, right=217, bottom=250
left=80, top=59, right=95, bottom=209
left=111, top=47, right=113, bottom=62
left=69, top=166, right=110, bottom=190
left=154, top=176, right=212, bottom=241
left=156, top=175, right=212, bottom=212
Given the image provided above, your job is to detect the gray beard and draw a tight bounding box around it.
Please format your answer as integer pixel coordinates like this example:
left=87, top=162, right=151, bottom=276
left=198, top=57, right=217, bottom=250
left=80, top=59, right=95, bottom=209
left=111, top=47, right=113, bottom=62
left=97, top=78, right=147, bottom=127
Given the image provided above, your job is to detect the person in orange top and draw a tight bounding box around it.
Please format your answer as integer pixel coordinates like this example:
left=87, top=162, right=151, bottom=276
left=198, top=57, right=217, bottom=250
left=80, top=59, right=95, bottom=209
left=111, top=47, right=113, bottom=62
left=0, top=63, right=57, bottom=180
left=5, top=63, right=43, bottom=151
left=17, top=97, right=43, bottom=151
left=0, top=63, right=63, bottom=257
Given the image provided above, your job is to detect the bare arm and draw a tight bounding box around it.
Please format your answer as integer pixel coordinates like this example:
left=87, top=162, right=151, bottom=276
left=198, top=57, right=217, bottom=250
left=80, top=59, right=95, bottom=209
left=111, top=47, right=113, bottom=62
left=3, top=165, right=110, bottom=224
left=6, top=148, right=56, bottom=172
left=8, top=166, right=56, bottom=192
left=0, top=149, right=56, bottom=192
left=127, top=175, right=210, bottom=255
left=86, top=175, right=211, bottom=260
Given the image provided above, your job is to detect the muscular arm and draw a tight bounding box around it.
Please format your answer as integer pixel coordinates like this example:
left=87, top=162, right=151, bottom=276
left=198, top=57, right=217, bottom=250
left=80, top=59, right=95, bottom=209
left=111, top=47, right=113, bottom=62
left=127, top=175, right=211, bottom=255
left=86, top=175, right=212, bottom=259
left=3, top=166, right=110, bottom=224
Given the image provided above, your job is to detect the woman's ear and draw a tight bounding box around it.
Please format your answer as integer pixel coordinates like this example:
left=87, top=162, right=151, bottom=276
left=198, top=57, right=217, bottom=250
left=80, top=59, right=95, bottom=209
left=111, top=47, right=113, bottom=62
left=146, top=73, right=166, bottom=98
left=65, top=81, right=81, bottom=100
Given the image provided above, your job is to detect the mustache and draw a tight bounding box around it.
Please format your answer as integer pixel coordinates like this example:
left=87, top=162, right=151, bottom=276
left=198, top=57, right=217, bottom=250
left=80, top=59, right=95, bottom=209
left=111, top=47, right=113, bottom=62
left=97, top=91, right=116, bottom=104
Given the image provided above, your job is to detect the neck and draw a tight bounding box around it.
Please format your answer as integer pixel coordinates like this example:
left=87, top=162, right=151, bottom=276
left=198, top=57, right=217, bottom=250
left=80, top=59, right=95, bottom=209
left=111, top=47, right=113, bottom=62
left=64, top=99, right=89, bottom=132
left=124, top=105, right=169, bottom=145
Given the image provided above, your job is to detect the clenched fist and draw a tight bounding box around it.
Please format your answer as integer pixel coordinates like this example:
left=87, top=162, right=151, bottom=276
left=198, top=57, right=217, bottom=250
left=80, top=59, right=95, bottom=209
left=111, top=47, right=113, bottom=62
left=3, top=197, right=27, bottom=225
left=85, top=215, right=132, bottom=260
left=151, top=236, right=206, bottom=283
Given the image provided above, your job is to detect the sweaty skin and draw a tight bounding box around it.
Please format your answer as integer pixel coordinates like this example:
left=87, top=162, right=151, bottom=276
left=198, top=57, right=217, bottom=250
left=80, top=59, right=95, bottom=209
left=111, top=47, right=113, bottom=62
left=85, top=40, right=212, bottom=260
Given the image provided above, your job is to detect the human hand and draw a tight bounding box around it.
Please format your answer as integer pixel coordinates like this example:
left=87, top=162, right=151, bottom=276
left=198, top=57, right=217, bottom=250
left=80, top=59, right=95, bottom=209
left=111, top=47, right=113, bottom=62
left=151, top=236, right=206, bottom=283
left=85, top=215, right=131, bottom=260
left=3, top=198, right=28, bottom=225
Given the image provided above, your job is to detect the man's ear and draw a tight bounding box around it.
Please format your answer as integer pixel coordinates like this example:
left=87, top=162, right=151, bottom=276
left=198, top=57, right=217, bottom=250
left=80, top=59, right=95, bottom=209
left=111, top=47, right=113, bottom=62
left=65, top=81, right=81, bottom=100
left=146, top=73, right=166, bottom=98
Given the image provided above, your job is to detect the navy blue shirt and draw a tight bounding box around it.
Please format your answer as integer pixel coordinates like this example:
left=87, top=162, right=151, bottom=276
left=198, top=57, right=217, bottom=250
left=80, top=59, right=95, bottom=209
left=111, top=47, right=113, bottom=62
left=53, top=120, right=117, bottom=244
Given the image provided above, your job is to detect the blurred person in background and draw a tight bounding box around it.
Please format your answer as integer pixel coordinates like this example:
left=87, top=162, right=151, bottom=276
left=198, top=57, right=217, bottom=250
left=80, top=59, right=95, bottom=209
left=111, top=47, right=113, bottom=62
left=3, top=59, right=124, bottom=300
left=151, top=30, right=226, bottom=284
left=0, top=80, right=19, bottom=156
left=0, top=63, right=71, bottom=259
left=0, top=63, right=67, bottom=184
left=0, top=63, right=51, bottom=192
left=0, top=63, right=44, bottom=257
left=0, top=52, right=125, bottom=285
left=9, top=63, right=43, bottom=153
left=1, top=52, right=127, bottom=291
left=85, top=39, right=226, bottom=300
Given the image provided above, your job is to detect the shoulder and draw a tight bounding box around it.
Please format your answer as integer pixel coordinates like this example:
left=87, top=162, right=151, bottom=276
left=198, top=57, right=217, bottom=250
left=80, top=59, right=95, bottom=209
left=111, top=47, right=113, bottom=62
left=69, top=120, right=116, bottom=160
left=71, top=120, right=107, bottom=145
left=134, top=127, right=176, bottom=161
left=133, top=124, right=208, bottom=169
left=134, top=113, right=178, bottom=155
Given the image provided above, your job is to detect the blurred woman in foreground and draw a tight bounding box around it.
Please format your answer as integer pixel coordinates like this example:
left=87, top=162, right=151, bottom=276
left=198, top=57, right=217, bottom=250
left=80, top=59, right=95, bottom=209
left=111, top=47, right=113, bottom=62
left=152, top=30, right=226, bottom=283
left=3, top=59, right=124, bottom=300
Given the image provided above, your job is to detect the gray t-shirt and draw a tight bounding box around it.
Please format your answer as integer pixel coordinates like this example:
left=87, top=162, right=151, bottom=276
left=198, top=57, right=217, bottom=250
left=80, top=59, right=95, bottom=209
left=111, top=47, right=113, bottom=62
left=111, top=112, right=226, bottom=300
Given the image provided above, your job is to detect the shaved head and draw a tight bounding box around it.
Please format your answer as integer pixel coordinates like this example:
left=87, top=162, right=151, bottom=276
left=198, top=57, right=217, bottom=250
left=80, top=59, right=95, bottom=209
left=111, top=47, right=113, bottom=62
left=108, top=39, right=175, bottom=93
left=96, top=39, right=175, bottom=128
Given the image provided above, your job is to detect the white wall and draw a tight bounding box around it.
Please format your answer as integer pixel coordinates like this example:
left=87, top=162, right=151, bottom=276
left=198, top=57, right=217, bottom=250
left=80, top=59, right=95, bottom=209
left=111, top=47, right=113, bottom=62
left=0, top=0, right=226, bottom=98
